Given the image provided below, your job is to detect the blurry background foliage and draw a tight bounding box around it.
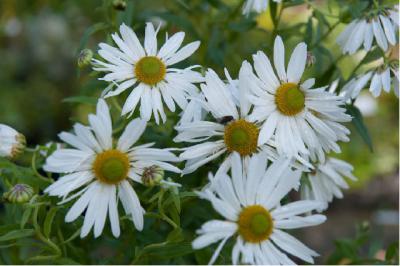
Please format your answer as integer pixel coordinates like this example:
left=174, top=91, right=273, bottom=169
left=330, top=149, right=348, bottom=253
left=0, top=0, right=398, bottom=264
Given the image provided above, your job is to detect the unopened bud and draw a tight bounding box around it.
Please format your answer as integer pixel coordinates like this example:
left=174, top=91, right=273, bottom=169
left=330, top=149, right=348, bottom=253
left=306, top=52, right=315, bottom=67
left=142, top=165, right=164, bottom=187
left=113, top=0, right=126, bottom=11
left=3, top=184, right=34, bottom=203
left=0, top=124, right=26, bottom=159
left=77, top=49, right=93, bottom=68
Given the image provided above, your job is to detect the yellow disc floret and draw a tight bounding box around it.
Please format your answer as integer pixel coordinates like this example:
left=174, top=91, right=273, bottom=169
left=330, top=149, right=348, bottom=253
left=275, top=83, right=305, bottom=116
left=134, top=56, right=166, bottom=85
left=238, top=205, right=273, bottom=243
left=224, top=119, right=259, bottom=156
left=93, top=149, right=130, bottom=184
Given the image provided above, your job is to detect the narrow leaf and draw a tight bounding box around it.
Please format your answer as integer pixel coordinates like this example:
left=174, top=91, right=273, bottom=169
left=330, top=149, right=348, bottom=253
left=0, top=229, right=35, bottom=242
left=44, top=207, right=58, bottom=238
left=346, top=105, right=373, bottom=151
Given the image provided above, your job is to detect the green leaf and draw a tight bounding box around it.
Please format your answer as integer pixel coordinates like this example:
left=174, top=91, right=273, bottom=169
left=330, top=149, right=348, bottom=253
left=54, top=257, right=80, bottom=265
left=20, top=207, right=32, bottom=229
left=305, top=17, right=313, bottom=45
left=167, top=228, right=184, bottom=243
left=385, top=241, right=399, bottom=262
left=269, top=1, right=278, bottom=27
left=228, top=19, right=256, bottom=32
left=0, top=229, right=35, bottom=242
left=360, top=47, right=382, bottom=65
left=170, top=189, right=181, bottom=214
left=139, top=241, right=194, bottom=260
left=346, top=105, right=374, bottom=152
left=78, top=22, right=109, bottom=53
left=44, top=207, right=58, bottom=238
left=63, top=96, right=98, bottom=105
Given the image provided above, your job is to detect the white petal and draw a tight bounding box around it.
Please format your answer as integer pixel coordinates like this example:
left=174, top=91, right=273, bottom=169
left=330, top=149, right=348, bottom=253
left=258, top=112, right=278, bottom=145
left=108, top=185, right=120, bottom=237
left=65, top=182, right=97, bottom=222
left=274, top=214, right=326, bottom=229
left=144, top=22, right=158, bottom=56
left=287, top=42, right=307, bottom=83
left=272, top=200, right=326, bottom=219
left=80, top=182, right=102, bottom=237
left=119, top=180, right=144, bottom=230
left=119, top=23, right=145, bottom=59
left=372, top=18, right=388, bottom=51
left=158, top=32, right=185, bottom=60
left=381, top=68, right=391, bottom=93
left=94, top=184, right=110, bottom=237
left=165, top=41, right=200, bottom=65
left=380, top=15, right=396, bottom=45
left=273, top=36, right=287, bottom=82
left=271, top=229, right=318, bottom=263
left=117, top=118, right=147, bottom=151
left=363, top=23, right=374, bottom=51
left=121, top=84, right=146, bottom=116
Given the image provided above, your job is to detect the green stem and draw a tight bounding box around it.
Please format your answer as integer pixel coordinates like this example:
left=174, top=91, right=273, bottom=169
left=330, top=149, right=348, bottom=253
left=271, top=2, right=284, bottom=43
left=157, top=189, right=178, bottom=229
left=131, top=241, right=169, bottom=264
left=111, top=93, right=122, bottom=113
left=29, top=206, right=62, bottom=262
left=31, top=150, right=53, bottom=184
left=349, top=53, right=368, bottom=79
left=310, top=20, right=340, bottom=49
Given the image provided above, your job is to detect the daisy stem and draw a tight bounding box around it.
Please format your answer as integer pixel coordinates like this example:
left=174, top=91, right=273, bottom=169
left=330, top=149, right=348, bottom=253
left=349, top=53, right=368, bottom=79
left=31, top=205, right=62, bottom=260
left=57, top=228, right=68, bottom=256
left=111, top=96, right=122, bottom=113
left=310, top=20, right=340, bottom=49
left=158, top=189, right=178, bottom=229
left=31, top=150, right=53, bottom=184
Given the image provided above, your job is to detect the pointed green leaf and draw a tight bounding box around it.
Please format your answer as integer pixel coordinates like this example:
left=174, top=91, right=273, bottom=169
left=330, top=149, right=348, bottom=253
left=20, top=207, right=32, bottom=229
left=0, top=229, right=35, bottom=242
left=44, top=207, right=58, bottom=238
left=346, top=105, right=373, bottom=152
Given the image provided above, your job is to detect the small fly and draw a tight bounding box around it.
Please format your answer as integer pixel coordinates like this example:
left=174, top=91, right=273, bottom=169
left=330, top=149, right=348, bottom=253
left=217, top=116, right=234, bottom=125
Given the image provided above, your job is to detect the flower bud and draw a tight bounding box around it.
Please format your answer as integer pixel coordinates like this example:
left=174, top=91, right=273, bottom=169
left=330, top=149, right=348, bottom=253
left=0, top=124, right=26, bottom=159
left=77, top=49, right=93, bottom=68
left=142, top=165, right=164, bottom=187
left=306, top=52, right=315, bottom=68
left=3, top=184, right=34, bottom=203
left=113, top=0, right=126, bottom=11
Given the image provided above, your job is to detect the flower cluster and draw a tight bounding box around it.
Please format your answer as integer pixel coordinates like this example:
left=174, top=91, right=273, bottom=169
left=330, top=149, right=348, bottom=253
left=41, top=23, right=355, bottom=265
left=0, top=1, right=398, bottom=263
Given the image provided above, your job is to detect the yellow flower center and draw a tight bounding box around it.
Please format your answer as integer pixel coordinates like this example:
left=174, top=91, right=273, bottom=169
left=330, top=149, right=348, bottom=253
left=238, top=205, right=273, bottom=243
left=134, top=56, right=166, bottom=85
left=224, top=119, right=259, bottom=156
left=92, top=149, right=130, bottom=184
left=275, top=83, right=305, bottom=116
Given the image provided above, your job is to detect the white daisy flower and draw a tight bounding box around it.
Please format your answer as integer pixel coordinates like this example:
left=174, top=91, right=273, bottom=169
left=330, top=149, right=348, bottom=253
left=92, top=23, right=203, bottom=124
left=43, top=99, right=180, bottom=238
left=0, top=124, right=26, bottom=159
left=174, top=64, right=280, bottom=175
left=337, top=5, right=399, bottom=54
left=341, top=61, right=399, bottom=100
left=192, top=152, right=326, bottom=265
left=301, top=157, right=356, bottom=211
left=242, top=0, right=281, bottom=15
left=246, top=36, right=351, bottom=162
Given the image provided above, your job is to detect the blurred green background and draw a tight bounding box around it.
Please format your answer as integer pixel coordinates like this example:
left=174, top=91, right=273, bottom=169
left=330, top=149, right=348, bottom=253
left=0, top=0, right=398, bottom=264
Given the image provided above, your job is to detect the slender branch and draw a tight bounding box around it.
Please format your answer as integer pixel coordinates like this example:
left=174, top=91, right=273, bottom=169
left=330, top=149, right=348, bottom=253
left=157, top=189, right=178, bottom=229
left=25, top=206, right=62, bottom=263
left=31, top=150, right=53, bottom=184
left=310, top=20, right=340, bottom=49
